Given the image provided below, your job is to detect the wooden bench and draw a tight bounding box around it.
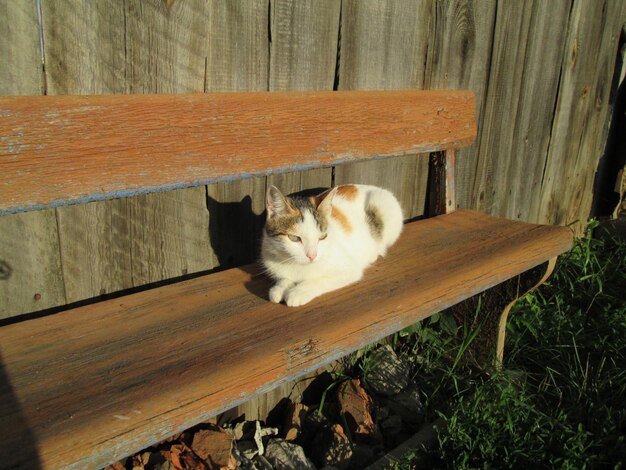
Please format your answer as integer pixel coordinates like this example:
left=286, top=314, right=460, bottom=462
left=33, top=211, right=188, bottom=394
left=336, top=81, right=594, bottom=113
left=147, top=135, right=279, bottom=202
left=0, top=91, right=573, bottom=469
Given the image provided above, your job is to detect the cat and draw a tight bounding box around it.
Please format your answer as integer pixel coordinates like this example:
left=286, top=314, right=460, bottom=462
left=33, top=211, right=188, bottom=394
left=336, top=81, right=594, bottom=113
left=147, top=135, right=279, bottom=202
left=261, top=184, right=404, bottom=307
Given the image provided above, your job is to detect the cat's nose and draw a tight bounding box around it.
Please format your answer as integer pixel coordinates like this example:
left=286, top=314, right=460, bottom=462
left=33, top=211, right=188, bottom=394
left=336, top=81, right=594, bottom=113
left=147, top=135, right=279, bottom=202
left=307, top=252, right=317, bottom=261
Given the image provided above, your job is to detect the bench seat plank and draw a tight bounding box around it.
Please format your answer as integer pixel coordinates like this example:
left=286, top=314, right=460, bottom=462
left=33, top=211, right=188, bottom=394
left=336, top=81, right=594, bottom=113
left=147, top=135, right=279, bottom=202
left=0, top=210, right=572, bottom=469
left=0, top=90, right=476, bottom=215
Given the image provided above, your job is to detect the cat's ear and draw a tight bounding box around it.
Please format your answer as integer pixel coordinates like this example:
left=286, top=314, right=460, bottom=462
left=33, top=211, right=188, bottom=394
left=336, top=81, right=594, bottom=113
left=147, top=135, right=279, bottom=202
left=266, top=185, right=291, bottom=218
left=316, top=187, right=338, bottom=216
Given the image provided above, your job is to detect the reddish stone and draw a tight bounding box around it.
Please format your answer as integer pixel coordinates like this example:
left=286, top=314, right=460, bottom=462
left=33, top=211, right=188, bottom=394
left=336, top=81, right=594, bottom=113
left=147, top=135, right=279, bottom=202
left=337, top=379, right=381, bottom=442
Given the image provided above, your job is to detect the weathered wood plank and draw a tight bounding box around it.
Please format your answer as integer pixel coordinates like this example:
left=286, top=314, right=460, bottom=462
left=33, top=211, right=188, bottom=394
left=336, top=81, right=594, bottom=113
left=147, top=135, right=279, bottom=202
left=0, top=90, right=476, bottom=215
left=337, top=0, right=433, bottom=218
left=534, top=0, right=626, bottom=229
left=123, top=0, right=209, bottom=94
left=0, top=0, right=44, bottom=96
left=0, top=210, right=66, bottom=318
left=41, top=0, right=132, bottom=305
left=0, top=211, right=573, bottom=470
left=266, top=0, right=340, bottom=215
left=424, top=0, right=497, bottom=210
left=269, top=0, right=341, bottom=92
left=204, top=1, right=269, bottom=270
left=471, top=0, right=571, bottom=222
left=122, top=0, right=213, bottom=285
left=42, top=0, right=213, bottom=302
left=0, top=0, right=66, bottom=318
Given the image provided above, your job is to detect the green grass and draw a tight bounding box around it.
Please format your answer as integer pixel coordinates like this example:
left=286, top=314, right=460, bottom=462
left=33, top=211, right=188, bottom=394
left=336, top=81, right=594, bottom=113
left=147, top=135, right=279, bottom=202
left=390, top=222, right=626, bottom=469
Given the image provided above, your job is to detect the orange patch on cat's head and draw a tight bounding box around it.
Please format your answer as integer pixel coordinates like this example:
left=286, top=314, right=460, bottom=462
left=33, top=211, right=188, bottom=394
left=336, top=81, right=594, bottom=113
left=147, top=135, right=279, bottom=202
left=336, top=185, right=359, bottom=201
left=331, top=206, right=352, bottom=234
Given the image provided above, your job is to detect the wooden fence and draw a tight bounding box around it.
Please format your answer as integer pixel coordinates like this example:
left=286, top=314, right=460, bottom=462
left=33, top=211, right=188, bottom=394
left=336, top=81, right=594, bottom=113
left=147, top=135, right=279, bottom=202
left=1, top=0, right=625, bottom=323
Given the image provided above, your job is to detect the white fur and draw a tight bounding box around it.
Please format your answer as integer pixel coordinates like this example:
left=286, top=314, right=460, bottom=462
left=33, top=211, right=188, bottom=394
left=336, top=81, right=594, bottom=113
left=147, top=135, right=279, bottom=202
left=261, top=184, right=403, bottom=307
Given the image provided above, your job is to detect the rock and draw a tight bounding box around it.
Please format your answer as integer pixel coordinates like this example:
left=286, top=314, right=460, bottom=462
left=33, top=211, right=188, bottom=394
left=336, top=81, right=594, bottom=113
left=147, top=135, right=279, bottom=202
left=169, top=443, right=208, bottom=469
left=387, top=386, right=424, bottom=424
left=301, top=410, right=331, bottom=443
left=237, top=440, right=259, bottom=460
left=283, top=402, right=309, bottom=441
left=379, top=415, right=403, bottom=436
left=252, top=454, right=274, bottom=470
left=191, top=425, right=233, bottom=467
left=348, top=444, right=375, bottom=469
left=336, top=379, right=381, bottom=443
left=264, top=439, right=316, bottom=470
left=363, top=345, right=409, bottom=396
left=310, top=424, right=353, bottom=470
left=253, top=420, right=279, bottom=455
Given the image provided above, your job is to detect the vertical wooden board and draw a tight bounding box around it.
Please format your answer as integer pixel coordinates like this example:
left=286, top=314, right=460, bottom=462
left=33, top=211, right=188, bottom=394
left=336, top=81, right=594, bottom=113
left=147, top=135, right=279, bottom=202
left=122, top=0, right=213, bottom=284
left=123, top=0, right=209, bottom=93
left=42, top=0, right=214, bottom=301
left=55, top=200, right=133, bottom=302
left=337, top=0, right=433, bottom=218
left=536, top=0, right=626, bottom=229
left=206, top=1, right=269, bottom=92
left=40, top=0, right=131, bottom=302
left=471, top=0, right=571, bottom=222
left=424, top=0, right=497, bottom=209
left=0, top=0, right=44, bottom=95
left=267, top=0, right=339, bottom=199
left=130, top=188, right=211, bottom=286
left=0, top=210, right=65, bottom=318
left=204, top=1, right=269, bottom=269
left=41, top=0, right=127, bottom=94
left=0, top=0, right=66, bottom=318
left=269, top=0, right=341, bottom=91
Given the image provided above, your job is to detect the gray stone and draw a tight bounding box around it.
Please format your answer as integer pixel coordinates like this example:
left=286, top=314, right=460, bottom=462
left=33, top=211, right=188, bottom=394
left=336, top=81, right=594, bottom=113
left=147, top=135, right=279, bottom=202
left=264, top=438, right=316, bottom=470
left=379, top=415, right=403, bottom=436
left=387, top=386, right=424, bottom=424
left=310, top=424, right=353, bottom=470
left=363, top=345, right=409, bottom=397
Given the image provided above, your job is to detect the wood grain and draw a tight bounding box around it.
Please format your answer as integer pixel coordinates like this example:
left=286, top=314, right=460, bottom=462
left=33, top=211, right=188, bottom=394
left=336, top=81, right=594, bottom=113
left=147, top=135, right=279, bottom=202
left=269, top=0, right=341, bottom=92
left=42, top=0, right=214, bottom=305
left=203, top=0, right=269, bottom=272
left=471, top=0, right=570, bottom=222
left=424, top=0, right=497, bottom=209
left=534, top=0, right=626, bottom=229
left=0, top=90, right=476, bottom=215
left=0, top=0, right=44, bottom=96
left=0, top=0, right=66, bottom=318
left=265, top=0, right=341, bottom=213
left=337, top=0, right=433, bottom=218
left=0, top=211, right=572, bottom=470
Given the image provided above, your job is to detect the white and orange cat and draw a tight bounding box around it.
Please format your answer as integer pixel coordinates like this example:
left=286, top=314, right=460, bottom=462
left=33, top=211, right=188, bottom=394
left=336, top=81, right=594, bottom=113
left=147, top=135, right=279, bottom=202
left=261, top=184, right=403, bottom=307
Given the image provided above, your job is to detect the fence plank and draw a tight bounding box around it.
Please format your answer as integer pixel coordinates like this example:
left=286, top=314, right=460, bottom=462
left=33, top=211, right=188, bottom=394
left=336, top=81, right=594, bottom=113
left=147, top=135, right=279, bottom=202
left=205, top=1, right=270, bottom=269
left=41, top=0, right=212, bottom=303
left=471, top=0, right=571, bottom=222
left=535, top=0, right=626, bottom=228
left=0, top=0, right=65, bottom=318
left=337, top=0, right=433, bottom=218
left=268, top=0, right=340, bottom=193
left=122, top=0, right=212, bottom=286
left=425, top=0, right=497, bottom=210
left=0, top=0, right=44, bottom=96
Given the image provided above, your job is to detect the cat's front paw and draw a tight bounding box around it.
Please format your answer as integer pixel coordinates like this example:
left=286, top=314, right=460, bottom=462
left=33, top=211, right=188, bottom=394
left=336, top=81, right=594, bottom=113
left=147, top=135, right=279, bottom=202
left=269, top=284, right=287, bottom=303
left=284, top=286, right=316, bottom=307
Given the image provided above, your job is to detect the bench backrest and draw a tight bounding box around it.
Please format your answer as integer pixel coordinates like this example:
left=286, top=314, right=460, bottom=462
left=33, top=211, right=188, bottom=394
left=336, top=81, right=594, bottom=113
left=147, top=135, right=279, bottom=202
left=0, top=90, right=476, bottom=216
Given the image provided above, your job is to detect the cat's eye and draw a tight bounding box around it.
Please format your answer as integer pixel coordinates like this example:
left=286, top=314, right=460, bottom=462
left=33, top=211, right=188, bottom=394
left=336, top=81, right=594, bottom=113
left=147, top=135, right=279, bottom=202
left=319, top=233, right=328, bottom=240
left=287, top=234, right=301, bottom=242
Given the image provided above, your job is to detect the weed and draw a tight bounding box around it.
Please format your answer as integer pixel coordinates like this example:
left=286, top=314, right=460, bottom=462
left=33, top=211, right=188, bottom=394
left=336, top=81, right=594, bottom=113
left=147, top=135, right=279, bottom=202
left=391, top=224, right=626, bottom=468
